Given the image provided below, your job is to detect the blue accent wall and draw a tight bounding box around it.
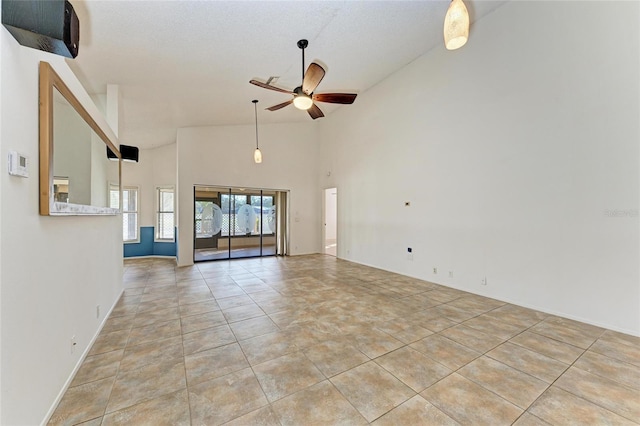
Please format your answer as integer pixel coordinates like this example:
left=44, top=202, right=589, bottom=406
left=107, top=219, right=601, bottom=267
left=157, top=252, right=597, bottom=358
left=124, top=226, right=177, bottom=257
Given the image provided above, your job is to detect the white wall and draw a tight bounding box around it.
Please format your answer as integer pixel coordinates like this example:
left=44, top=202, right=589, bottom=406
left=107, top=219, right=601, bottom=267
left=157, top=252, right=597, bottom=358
left=319, top=1, right=639, bottom=335
left=121, top=143, right=177, bottom=227
left=0, top=28, right=123, bottom=425
left=176, top=122, right=319, bottom=266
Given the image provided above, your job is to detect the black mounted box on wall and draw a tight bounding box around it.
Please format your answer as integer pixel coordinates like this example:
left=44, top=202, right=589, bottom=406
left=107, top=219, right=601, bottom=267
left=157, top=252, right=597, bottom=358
left=1, top=0, right=79, bottom=58
left=107, top=145, right=140, bottom=163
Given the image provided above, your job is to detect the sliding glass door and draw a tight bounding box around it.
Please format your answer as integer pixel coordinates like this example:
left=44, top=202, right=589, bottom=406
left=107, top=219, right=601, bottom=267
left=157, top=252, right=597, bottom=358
left=194, top=186, right=286, bottom=262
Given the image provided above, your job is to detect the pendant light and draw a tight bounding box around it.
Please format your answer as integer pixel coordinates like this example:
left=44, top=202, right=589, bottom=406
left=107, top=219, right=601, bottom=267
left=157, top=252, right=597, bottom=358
left=444, top=0, right=469, bottom=50
left=252, top=100, right=262, bottom=163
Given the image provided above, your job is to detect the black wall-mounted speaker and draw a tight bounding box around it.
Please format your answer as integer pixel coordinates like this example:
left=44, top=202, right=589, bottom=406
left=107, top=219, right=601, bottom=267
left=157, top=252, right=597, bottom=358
left=1, top=0, right=79, bottom=58
left=107, top=145, right=140, bottom=163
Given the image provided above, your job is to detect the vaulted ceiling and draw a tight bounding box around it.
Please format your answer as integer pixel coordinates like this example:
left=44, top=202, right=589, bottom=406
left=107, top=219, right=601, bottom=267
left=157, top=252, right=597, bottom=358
left=67, top=1, right=507, bottom=149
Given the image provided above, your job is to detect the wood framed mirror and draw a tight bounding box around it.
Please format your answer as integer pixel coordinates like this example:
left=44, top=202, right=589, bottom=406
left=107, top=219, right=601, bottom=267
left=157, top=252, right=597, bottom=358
left=39, top=61, right=122, bottom=215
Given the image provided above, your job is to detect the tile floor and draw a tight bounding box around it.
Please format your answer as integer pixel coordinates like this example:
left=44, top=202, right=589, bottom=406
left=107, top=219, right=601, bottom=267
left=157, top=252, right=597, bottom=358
left=49, top=255, right=640, bottom=425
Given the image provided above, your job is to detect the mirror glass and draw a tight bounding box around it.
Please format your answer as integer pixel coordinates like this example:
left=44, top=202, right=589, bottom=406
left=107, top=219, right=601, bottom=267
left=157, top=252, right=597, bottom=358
left=40, top=62, right=121, bottom=215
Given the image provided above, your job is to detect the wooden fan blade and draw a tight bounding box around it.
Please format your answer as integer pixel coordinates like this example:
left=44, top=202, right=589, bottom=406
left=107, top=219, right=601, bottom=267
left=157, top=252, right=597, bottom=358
left=313, top=93, right=357, bottom=104
left=250, top=79, right=292, bottom=94
left=307, top=103, right=324, bottom=120
left=302, top=63, right=326, bottom=95
left=266, top=99, right=293, bottom=111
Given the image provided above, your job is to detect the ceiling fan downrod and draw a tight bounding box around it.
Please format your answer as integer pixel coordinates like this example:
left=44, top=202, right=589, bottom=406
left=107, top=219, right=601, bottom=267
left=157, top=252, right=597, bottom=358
left=297, top=39, right=308, bottom=84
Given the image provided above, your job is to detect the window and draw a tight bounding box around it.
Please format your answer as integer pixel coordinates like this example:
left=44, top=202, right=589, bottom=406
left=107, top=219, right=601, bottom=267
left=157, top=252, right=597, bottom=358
left=156, top=187, right=175, bottom=241
left=108, top=182, right=120, bottom=210
left=122, top=186, right=139, bottom=242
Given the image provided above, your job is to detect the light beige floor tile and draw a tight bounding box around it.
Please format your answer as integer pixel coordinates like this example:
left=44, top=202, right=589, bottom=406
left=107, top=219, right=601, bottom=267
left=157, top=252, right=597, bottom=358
left=177, top=290, right=215, bottom=306
left=574, top=350, right=640, bottom=390
left=410, top=334, right=481, bottom=370
left=211, top=285, right=247, bottom=299
left=182, top=323, right=237, bottom=356
left=101, top=314, right=135, bottom=333
left=372, top=395, right=460, bottom=426
left=75, top=417, right=102, bottom=426
left=106, top=359, right=186, bottom=413
left=529, top=321, right=600, bottom=349
left=216, top=294, right=255, bottom=310
left=178, top=299, right=220, bottom=317
left=272, top=380, right=368, bottom=425
left=303, top=338, right=370, bottom=378
left=509, top=331, right=584, bottom=364
left=101, top=389, right=190, bottom=426
left=330, top=361, right=415, bottom=422
left=512, top=412, right=552, bottom=425
left=590, top=335, right=640, bottom=367
left=119, top=336, right=183, bottom=372
left=239, top=330, right=300, bottom=365
left=229, top=315, right=280, bottom=341
left=185, top=342, right=249, bottom=386
left=253, top=351, right=325, bottom=402
left=71, top=349, right=123, bottom=386
left=429, top=304, right=476, bottom=322
left=126, top=319, right=181, bottom=347
left=180, top=309, right=227, bottom=333
left=48, top=377, right=114, bottom=426
left=421, top=373, right=522, bottom=425
left=374, top=318, right=434, bottom=344
left=224, top=405, right=281, bottom=426
left=375, top=346, right=451, bottom=392
left=136, top=297, right=179, bottom=314
left=132, top=306, right=180, bottom=328
left=347, top=327, right=404, bottom=358
left=419, top=316, right=459, bottom=332
left=528, top=386, right=636, bottom=425
left=222, top=303, right=266, bottom=323
left=458, top=356, right=549, bottom=409
left=555, top=366, right=640, bottom=421
left=54, top=256, right=640, bottom=426
left=543, top=316, right=605, bottom=337
left=600, top=330, right=640, bottom=348
left=439, top=324, right=505, bottom=353
left=88, top=329, right=130, bottom=356
left=487, top=342, right=569, bottom=383
left=463, top=314, right=525, bottom=340
left=189, top=368, right=268, bottom=425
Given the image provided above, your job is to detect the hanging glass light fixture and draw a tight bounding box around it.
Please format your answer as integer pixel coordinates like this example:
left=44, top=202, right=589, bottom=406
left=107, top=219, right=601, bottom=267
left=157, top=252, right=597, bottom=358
left=444, top=0, right=469, bottom=50
left=252, top=99, right=262, bottom=163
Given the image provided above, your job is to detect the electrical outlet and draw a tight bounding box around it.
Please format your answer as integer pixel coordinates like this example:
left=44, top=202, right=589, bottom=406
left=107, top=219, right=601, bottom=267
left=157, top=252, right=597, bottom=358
left=96, top=305, right=100, bottom=319
left=70, top=335, right=77, bottom=354
left=433, top=267, right=438, bottom=274
left=481, top=277, right=487, bottom=285
left=449, top=271, right=454, bottom=278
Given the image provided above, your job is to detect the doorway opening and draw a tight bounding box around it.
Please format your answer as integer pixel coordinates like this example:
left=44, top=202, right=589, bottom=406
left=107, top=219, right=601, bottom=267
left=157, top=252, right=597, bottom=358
left=194, top=185, right=288, bottom=262
left=323, top=187, right=337, bottom=256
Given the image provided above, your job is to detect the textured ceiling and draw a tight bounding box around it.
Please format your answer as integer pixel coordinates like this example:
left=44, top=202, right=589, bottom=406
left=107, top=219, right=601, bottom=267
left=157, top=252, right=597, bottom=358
left=67, top=0, right=507, bottom=149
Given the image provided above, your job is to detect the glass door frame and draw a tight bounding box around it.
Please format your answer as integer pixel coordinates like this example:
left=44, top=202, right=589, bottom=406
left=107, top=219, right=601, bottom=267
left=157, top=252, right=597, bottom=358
left=193, top=185, right=286, bottom=262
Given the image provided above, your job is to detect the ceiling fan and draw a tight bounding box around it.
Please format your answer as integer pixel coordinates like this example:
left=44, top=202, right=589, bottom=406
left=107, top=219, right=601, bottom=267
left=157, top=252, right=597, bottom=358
left=250, top=39, right=357, bottom=120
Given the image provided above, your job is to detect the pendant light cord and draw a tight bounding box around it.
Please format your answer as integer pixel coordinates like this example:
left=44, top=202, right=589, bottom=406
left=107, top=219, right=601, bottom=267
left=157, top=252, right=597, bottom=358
left=253, top=99, right=259, bottom=149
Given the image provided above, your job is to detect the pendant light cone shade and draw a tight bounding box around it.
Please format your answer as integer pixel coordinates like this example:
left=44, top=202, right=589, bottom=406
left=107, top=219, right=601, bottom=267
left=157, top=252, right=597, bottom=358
left=444, top=0, right=469, bottom=50
left=252, top=100, right=262, bottom=163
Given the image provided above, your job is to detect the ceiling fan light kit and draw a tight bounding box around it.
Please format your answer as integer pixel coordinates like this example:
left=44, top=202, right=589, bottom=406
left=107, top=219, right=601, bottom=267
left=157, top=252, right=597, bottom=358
left=249, top=39, right=357, bottom=119
left=444, top=0, right=469, bottom=50
left=292, top=88, right=313, bottom=110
